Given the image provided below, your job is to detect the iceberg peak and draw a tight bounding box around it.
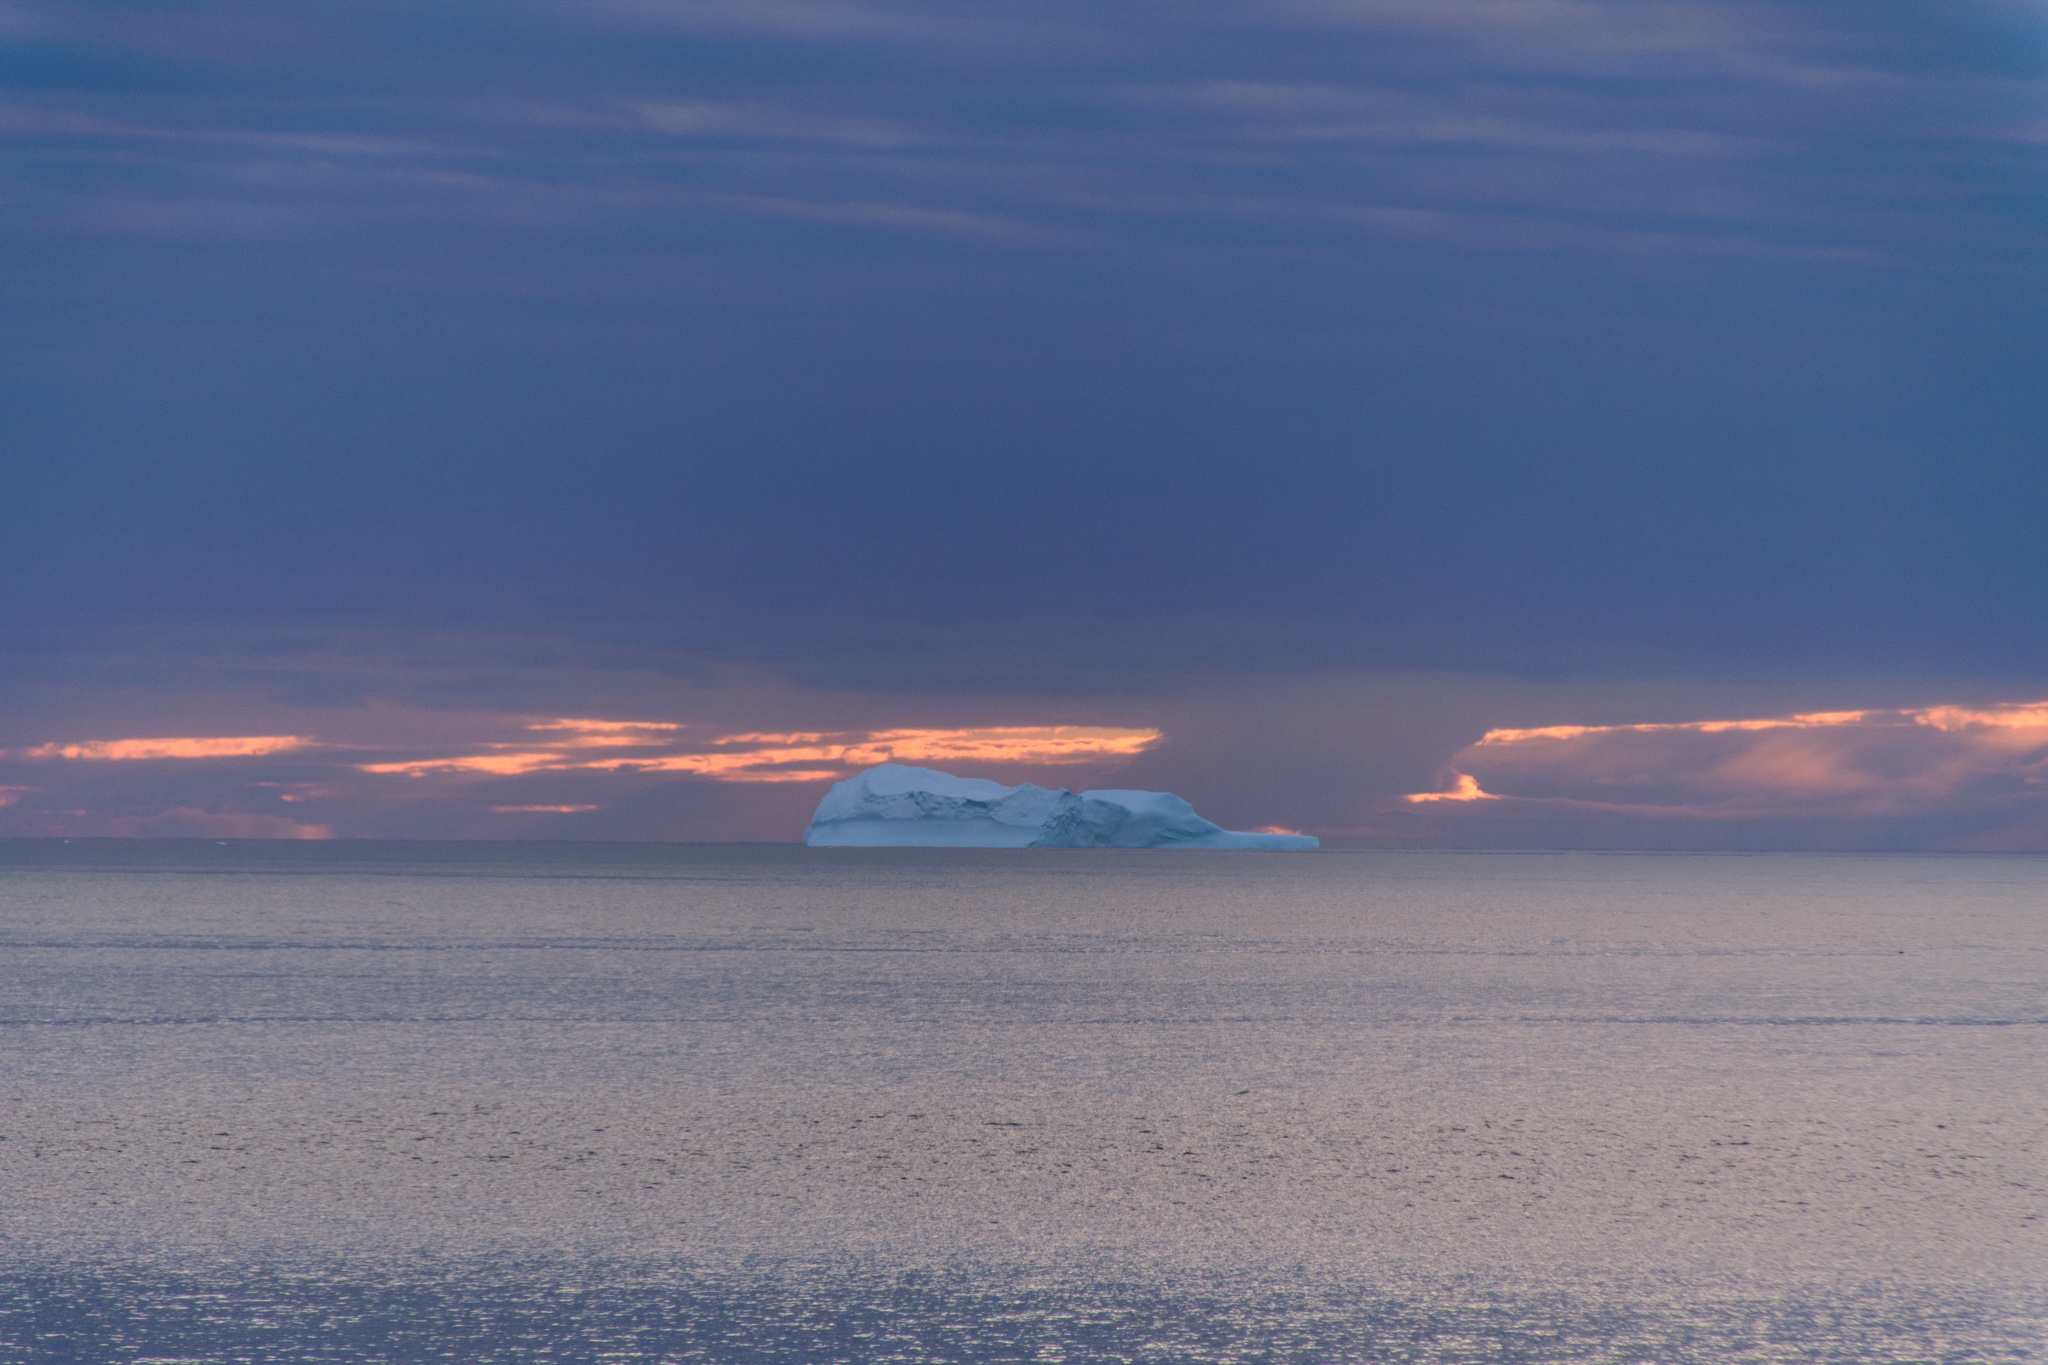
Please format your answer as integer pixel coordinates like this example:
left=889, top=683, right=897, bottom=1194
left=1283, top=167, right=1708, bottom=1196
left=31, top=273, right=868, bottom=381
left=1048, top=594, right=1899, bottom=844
left=803, top=764, right=1317, bottom=849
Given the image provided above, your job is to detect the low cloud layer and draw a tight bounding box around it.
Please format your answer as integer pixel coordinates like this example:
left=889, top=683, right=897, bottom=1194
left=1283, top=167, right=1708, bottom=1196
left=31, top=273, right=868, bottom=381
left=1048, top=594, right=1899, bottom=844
left=5, top=652, right=2048, bottom=849
left=0, top=713, right=1163, bottom=840
left=1398, top=701, right=2048, bottom=850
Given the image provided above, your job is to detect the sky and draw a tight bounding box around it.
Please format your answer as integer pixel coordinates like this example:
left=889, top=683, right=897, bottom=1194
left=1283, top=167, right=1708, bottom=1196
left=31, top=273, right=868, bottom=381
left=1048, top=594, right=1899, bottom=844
left=2, top=0, right=2046, bottom=848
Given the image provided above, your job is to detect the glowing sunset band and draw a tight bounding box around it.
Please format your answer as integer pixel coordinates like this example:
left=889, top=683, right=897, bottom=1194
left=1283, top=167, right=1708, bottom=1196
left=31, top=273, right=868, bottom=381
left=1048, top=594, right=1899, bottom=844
left=529, top=719, right=679, bottom=733
left=632, top=725, right=1165, bottom=778
left=360, top=723, right=1163, bottom=782
left=360, top=751, right=568, bottom=776
left=23, top=736, right=316, bottom=761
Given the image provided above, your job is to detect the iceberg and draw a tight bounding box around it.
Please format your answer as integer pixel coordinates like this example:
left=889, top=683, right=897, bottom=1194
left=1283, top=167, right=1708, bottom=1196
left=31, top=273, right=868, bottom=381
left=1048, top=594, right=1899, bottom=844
left=803, top=764, right=1318, bottom=849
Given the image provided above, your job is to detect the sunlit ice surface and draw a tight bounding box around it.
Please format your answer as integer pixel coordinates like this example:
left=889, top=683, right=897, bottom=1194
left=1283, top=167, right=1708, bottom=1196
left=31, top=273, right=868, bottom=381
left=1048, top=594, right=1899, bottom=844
left=0, top=842, right=2042, bottom=1362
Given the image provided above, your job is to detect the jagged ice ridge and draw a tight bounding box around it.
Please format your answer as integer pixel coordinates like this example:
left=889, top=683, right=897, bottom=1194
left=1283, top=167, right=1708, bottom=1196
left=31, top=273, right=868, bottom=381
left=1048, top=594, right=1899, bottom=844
left=803, top=764, right=1318, bottom=849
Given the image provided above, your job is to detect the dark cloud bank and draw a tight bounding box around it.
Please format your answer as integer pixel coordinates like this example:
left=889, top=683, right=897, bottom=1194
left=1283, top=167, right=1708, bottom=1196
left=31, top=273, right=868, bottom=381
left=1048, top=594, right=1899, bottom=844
left=2, top=0, right=2045, bottom=846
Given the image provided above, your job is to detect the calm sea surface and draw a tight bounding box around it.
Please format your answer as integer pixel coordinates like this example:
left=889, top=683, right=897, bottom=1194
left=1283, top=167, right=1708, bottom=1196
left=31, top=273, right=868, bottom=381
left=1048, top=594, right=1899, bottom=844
left=0, top=841, right=2043, bottom=1362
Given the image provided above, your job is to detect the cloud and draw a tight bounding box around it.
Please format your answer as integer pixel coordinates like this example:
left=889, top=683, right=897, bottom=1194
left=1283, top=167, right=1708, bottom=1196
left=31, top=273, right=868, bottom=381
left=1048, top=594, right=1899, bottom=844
left=360, top=720, right=1161, bottom=782
left=1401, top=700, right=2048, bottom=848
left=18, top=735, right=318, bottom=761
left=7, top=0, right=2044, bottom=715
left=9, top=0, right=2032, bottom=269
left=0, top=703, right=1165, bottom=841
left=523, top=718, right=682, bottom=748
left=359, top=750, right=568, bottom=777
left=1404, top=771, right=1498, bottom=803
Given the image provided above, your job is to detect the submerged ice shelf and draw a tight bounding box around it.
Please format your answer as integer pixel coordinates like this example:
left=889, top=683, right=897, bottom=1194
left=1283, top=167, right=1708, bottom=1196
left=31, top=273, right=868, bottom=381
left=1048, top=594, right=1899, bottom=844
left=803, top=764, right=1318, bottom=849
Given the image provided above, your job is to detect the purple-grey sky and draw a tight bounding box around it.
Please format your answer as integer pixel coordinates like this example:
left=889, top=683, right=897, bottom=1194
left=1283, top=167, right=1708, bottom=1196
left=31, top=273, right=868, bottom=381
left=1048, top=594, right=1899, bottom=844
left=3, top=0, right=2045, bottom=846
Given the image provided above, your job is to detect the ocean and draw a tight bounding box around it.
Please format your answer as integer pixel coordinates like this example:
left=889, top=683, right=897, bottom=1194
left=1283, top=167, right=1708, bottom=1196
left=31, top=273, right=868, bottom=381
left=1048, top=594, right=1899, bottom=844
left=0, top=840, right=2042, bottom=1362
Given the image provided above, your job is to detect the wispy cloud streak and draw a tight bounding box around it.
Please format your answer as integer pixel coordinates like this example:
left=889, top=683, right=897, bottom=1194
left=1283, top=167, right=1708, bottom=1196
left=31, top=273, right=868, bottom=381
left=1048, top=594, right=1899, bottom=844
left=3, top=0, right=2037, bottom=264
left=17, top=735, right=317, bottom=761
left=360, top=721, right=1161, bottom=782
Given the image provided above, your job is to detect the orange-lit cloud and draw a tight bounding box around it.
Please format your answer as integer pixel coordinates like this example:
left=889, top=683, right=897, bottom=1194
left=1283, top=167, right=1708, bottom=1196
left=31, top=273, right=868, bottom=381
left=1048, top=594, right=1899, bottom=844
left=1404, top=772, right=1499, bottom=803
left=526, top=718, right=682, bottom=748
left=0, top=787, right=26, bottom=808
left=1474, top=710, right=1876, bottom=745
left=361, top=751, right=567, bottom=776
left=491, top=804, right=601, bottom=813
left=1915, top=702, right=2048, bottom=734
left=20, top=735, right=317, bottom=761
left=359, top=719, right=689, bottom=772
left=1404, top=700, right=2048, bottom=839
left=858, top=726, right=1161, bottom=764
left=605, top=726, right=1160, bottom=777
left=359, top=720, right=1161, bottom=784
